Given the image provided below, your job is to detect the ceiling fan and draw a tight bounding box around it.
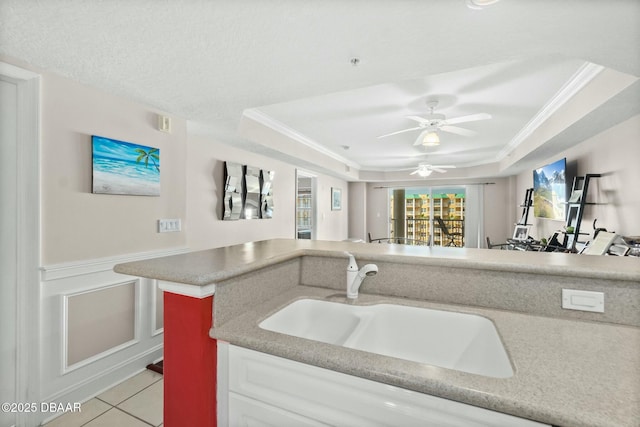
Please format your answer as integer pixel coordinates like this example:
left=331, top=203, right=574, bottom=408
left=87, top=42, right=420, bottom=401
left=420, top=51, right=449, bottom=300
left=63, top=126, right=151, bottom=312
left=377, top=100, right=491, bottom=145
left=409, top=163, right=456, bottom=177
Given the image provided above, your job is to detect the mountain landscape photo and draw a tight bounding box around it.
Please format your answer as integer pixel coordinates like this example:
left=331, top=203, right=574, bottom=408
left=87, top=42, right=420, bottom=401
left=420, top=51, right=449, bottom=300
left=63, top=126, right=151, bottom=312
left=533, top=158, right=566, bottom=220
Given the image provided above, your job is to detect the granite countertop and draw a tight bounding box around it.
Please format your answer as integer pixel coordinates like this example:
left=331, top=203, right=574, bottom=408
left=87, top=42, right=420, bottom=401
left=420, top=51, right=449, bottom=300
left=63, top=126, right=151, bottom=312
left=114, top=238, right=640, bottom=286
left=211, top=285, right=640, bottom=427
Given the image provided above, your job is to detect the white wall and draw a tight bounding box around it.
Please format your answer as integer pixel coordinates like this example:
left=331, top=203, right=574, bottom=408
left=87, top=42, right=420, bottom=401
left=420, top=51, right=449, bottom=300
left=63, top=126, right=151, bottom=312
left=484, top=178, right=515, bottom=243
left=314, top=175, right=349, bottom=241
left=186, top=134, right=351, bottom=250
left=186, top=135, right=296, bottom=250
left=516, top=114, right=640, bottom=241
left=348, top=182, right=367, bottom=240
left=41, top=72, right=187, bottom=265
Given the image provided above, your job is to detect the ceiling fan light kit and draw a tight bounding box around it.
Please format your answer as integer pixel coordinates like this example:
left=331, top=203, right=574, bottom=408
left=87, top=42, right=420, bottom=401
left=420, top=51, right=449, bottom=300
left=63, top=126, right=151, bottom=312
left=466, top=0, right=500, bottom=10
left=423, top=132, right=440, bottom=146
left=377, top=99, right=492, bottom=175
left=409, top=163, right=456, bottom=178
left=378, top=99, right=491, bottom=145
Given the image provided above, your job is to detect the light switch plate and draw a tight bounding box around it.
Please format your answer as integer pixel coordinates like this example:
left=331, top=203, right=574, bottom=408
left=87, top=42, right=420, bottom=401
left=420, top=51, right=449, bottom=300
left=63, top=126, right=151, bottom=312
left=158, top=218, right=181, bottom=233
left=158, top=114, right=171, bottom=133
left=562, top=289, right=604, bottom=313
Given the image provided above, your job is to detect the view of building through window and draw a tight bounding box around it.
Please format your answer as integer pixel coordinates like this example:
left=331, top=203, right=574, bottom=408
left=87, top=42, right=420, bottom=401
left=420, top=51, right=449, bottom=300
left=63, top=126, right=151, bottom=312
left=390, top=188, right=466, bottom=247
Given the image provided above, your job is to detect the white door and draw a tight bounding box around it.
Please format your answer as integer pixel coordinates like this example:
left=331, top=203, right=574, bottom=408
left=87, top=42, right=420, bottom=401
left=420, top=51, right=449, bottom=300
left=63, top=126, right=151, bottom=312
left=0, top=77, right=18, bottom=427
left=0, top=62, right=40, bottom=427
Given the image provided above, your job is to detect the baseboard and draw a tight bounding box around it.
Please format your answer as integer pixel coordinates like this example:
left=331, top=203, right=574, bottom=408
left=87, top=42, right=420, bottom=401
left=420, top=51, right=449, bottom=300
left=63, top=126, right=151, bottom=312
left=40, top=344, right=163, bottom=424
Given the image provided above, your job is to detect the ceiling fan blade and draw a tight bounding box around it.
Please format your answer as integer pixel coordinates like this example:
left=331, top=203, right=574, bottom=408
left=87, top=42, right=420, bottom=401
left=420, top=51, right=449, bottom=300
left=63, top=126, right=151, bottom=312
left=406, top=115, right=430, bottom=124
left=431, top=168, right=449, bottom=173
left=377, top=126, right=423, bottom=138
left=409, top=169, right=420, bottom=175
left=431, top=165, right=456, bottom=169
left=412, top=130, right=429, bottom=146
left=444, top=113, right=491, bottom=125
left=440, top=125, right=477, bottom=137
left=385, top=167, right=421, bottom=172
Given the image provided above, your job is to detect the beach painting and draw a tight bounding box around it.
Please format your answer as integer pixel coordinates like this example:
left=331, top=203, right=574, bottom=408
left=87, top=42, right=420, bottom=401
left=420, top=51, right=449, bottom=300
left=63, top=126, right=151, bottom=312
left=92, top=135, right=160, bottom=196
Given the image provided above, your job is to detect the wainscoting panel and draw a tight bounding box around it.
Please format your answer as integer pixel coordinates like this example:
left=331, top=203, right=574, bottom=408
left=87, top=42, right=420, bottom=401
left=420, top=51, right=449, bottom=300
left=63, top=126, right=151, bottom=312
left=40, top=247, right=187, bottom=415
left=152, top=280, right=164, bottom=336
left=65, top=280, right=138, bottom=370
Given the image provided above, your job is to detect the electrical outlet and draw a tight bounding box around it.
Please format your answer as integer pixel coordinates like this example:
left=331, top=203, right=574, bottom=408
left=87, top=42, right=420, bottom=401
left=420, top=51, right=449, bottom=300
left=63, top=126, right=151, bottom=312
left=158, top=218, right=182, bottom=233
left=562, top=289, right=604, bottom=313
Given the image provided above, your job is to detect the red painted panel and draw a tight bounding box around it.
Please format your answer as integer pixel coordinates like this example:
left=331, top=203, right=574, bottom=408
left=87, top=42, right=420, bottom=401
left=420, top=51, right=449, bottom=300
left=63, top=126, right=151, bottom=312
left=164, top=292, right=217, bottom=427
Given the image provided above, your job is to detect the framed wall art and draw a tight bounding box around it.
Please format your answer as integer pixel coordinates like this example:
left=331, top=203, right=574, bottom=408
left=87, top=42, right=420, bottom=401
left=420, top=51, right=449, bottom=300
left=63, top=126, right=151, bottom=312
left=92, top=135, right=160, bottom=196
left=222, top=161, right=275, bottom=220
left=331, top=187, right=341, bottom=211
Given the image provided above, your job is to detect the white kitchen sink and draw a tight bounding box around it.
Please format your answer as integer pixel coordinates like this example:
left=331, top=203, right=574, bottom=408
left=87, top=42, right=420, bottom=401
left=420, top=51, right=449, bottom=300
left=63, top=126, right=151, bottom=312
left=259, top=299, right=513, bottom=378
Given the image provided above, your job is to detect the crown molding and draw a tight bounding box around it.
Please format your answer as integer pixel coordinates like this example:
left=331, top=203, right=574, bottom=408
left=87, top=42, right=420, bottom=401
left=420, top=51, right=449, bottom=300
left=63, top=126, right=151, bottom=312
left=242, top=108, right=361, bottom=170
left=497, top=61, right=605, bottom=161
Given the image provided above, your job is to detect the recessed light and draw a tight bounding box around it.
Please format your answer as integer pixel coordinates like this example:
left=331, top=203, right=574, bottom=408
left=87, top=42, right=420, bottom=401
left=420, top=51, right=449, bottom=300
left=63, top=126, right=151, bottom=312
left=466, top=0, right=500, bottom=10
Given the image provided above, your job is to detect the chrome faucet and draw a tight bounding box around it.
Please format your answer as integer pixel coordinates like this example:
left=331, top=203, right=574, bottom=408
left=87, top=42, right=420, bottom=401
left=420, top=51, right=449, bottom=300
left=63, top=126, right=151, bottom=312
left=346, top=253, right=378, bottom=299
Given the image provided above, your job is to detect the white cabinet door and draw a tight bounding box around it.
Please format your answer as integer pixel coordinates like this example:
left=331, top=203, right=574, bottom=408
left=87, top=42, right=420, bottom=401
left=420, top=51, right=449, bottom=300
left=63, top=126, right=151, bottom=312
left=223, top=344, right=550, bottom=427
left=229, top=393, right=329, bottom=427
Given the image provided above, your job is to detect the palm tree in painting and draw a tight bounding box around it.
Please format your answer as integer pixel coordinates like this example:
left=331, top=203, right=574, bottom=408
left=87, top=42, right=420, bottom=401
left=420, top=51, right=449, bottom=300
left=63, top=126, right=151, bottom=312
left=135, top=148, right=160, bottom=172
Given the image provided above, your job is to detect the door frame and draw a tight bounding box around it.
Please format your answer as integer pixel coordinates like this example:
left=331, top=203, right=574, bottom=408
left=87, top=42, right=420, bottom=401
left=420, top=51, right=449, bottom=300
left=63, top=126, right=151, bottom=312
left=389, top=185, right=467, bottom=247
left=1, top=61, right=41, bottom=427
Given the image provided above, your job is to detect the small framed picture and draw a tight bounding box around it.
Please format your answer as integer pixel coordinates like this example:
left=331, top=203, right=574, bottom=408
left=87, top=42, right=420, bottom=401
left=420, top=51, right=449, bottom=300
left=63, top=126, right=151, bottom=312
left=512, top=225, right=531, bottom=241
left=331, top=187, right=342, bottom=211
left=582, top=231, right=618, bottom=256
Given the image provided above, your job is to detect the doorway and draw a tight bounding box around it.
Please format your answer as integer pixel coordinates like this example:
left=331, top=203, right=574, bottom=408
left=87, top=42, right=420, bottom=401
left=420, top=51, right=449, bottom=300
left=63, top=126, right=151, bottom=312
left=390, top=186, right=467, bottom=247
left=0, top=62, right=40, bottom=427
left=295, top=171, right=316, bottom=240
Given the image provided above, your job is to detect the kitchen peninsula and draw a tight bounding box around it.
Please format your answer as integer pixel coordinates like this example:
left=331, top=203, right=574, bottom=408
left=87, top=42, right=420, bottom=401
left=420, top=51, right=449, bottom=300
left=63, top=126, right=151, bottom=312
left=114, top=239, right=640, bottom=427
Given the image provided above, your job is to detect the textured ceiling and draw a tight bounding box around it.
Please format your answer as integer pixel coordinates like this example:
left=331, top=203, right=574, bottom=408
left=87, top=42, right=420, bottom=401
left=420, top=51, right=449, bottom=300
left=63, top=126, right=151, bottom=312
left=1, top=0, right=639, bottom=180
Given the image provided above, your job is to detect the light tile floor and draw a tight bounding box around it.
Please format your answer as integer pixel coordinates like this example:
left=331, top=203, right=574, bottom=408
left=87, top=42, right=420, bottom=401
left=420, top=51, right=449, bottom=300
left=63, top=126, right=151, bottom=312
left=43, top=370, right=163, bottom=427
